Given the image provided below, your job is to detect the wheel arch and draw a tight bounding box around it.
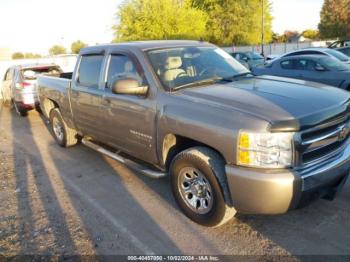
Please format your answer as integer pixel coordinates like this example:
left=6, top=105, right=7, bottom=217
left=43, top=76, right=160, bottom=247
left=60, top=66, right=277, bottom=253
left=41, top=98, right=59, bottom=119
left=161, top=133, right=233, bottom=206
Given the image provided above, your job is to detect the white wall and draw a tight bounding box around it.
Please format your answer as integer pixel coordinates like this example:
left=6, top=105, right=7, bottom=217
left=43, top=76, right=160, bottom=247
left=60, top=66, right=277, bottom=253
left=0, top=55, right=77, bottom=99
left=222, top=40, right=333, bottom=56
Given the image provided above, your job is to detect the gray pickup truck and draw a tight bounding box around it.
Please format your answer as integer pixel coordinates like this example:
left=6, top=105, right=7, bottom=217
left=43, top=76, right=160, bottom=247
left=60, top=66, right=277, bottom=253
left=37, top=40, right=350, bottom=227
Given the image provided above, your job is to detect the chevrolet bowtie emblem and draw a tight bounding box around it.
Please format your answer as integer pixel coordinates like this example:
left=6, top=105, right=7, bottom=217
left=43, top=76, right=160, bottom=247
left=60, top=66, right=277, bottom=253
left=338, top=123, right=350, bottom=141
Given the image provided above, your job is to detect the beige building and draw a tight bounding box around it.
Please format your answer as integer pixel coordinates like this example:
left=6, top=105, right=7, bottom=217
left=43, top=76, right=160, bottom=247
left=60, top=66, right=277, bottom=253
left=0, top=48, right=11, bottom=61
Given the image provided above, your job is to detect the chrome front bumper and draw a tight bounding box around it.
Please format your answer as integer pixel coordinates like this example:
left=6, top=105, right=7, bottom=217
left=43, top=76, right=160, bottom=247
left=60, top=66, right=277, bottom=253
left=226, top=141, right=350, bottom=214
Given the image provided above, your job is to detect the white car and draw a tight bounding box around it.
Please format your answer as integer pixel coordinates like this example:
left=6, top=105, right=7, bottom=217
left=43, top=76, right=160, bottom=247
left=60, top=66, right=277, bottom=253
left=2, top=64, right=62, bottom=116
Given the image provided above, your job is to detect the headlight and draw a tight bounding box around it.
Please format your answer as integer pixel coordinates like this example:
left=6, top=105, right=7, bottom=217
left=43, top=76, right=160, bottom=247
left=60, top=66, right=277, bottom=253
left=237, top=130, right=294, bottom=168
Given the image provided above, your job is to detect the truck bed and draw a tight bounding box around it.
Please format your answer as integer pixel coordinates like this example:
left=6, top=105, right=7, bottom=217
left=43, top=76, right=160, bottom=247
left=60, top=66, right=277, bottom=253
left=37, top=74, right=73, bottom=122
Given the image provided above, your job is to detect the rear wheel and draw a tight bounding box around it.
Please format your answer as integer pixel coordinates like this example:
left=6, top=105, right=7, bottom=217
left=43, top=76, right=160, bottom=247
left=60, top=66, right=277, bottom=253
left=49, top=108, right=78, bottom=147
left=35, top=104, right=43, bottom=114
left=13, top=101, right=28, bottom=117
left=170, top=147, right=236, bottom=227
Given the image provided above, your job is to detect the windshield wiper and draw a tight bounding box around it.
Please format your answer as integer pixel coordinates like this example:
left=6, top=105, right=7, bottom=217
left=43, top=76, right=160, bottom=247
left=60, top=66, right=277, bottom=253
left=224, top=72, right=254, bottom=81
left=171, top=72, right=253, bottom=91
left=172, top=77, right=225, bottom=91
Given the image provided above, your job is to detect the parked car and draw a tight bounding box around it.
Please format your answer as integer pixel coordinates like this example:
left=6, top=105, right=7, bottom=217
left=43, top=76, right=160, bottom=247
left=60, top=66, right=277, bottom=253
left=1, top=64, right=62, bottom=116
left=252, top=55, right=350, bottom=90
left=329, top=39, right=350, bottom=48
left=37, top=41, right=350, bottom=227
left=229, top=51, right=264, bottom=69
left=280, top=48, right=350, bottom=64
left=336, top=47, right=350, bottom=57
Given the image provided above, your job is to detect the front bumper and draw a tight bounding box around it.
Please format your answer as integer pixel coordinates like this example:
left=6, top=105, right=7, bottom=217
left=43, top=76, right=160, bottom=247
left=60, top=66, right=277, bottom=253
left=226, top=141, right=350, bottom=214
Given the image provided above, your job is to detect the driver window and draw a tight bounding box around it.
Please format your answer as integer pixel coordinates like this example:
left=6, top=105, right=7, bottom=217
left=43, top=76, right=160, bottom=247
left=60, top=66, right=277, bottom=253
left=106, top=54, right=142, bottom=89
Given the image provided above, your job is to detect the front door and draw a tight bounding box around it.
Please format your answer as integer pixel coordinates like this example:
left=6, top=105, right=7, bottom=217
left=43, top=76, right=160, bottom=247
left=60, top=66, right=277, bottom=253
left=101, top=53, right=158, bottom=163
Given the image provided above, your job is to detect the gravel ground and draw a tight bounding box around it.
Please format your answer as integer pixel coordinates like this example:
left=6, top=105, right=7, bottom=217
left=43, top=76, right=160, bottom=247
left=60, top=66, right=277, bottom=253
left=0, top=103, right=349, bottom=260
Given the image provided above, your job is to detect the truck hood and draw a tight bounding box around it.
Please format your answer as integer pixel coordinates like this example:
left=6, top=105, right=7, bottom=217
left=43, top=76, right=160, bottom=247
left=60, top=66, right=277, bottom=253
left=180, top=75, right=350, bottom=131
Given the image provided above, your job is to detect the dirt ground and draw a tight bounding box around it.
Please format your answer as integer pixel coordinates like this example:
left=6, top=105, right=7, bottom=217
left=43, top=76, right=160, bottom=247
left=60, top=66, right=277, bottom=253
left=0, top=103, right=349, bottom=260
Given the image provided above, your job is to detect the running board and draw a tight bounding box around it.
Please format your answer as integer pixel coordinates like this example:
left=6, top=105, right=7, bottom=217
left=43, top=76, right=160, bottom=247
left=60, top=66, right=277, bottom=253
left=82, top=138, right=167, bottom=179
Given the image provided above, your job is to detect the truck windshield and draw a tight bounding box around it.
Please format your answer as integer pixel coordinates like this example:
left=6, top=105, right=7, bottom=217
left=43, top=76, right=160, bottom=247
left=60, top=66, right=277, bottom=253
left=148, top=46, right=250, bottom=90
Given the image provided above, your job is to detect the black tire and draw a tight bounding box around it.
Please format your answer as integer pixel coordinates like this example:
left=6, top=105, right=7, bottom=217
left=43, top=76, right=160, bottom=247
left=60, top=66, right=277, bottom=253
left=170, top=147, right=236, bottom=227
left=13, top=101, right=28, bottom=117
left=49, top=108, right=78, bottom=147
left=35, top=104, right=43, bottom=114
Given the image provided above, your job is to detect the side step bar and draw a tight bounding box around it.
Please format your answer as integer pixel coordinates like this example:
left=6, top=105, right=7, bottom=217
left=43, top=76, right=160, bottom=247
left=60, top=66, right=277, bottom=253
left=82, top=138, right=167, bottom=179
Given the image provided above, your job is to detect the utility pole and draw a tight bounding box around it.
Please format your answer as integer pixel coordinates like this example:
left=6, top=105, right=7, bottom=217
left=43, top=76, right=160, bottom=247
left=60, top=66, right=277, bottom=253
left=261, top=0, right=265, bottom=59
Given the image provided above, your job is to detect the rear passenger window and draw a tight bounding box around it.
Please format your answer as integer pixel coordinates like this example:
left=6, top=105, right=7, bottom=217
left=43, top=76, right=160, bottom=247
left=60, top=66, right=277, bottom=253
left=295, top=59, right=316, bottom=70
left=280, top=60, right=294, bottom=69
left=78, top=55, right=104, bottom=88
left=106, top=55, right=142, bottom=88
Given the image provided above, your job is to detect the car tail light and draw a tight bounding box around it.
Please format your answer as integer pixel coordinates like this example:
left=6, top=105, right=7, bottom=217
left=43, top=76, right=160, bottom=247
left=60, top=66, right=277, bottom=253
left=22, top=82, right=32, bottom=88
left=15, top=82, right=32, bottom=89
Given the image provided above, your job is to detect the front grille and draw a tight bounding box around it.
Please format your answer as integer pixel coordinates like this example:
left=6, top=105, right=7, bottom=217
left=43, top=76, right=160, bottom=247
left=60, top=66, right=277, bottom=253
left=297, top=114, right=350, bottom=166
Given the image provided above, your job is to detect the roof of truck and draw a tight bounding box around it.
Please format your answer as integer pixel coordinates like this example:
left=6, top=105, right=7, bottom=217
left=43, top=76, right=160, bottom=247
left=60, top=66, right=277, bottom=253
left=80, top=40, right=212, bottom=54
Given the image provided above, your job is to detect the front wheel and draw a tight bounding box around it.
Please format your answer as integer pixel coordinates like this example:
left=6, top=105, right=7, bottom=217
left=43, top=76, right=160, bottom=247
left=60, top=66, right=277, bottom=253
left=49, top=108, right=78, bottom=147
left=170, top=147, right=236, bottom=227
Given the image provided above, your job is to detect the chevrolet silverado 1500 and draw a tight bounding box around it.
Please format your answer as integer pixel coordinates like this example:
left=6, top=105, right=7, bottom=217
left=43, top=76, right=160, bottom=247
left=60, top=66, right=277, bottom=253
left=37, top=41, right=350, bottom=227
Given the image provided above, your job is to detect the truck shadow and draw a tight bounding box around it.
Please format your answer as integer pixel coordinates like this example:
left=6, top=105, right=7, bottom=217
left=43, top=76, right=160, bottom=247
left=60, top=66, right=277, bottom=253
left=9, top=108, right=91, bottom=256
left=33, top=110, right=280, bottom=255
left=36, top=112, right=224, bottom=255
left=6, top=107, right=220, bottom=255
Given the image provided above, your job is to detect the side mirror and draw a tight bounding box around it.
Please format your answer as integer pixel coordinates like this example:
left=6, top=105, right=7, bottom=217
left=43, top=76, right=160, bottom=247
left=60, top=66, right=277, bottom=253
left=112, top=78, right=148, bottom=96
left=315, top=64, right=326, bottom=71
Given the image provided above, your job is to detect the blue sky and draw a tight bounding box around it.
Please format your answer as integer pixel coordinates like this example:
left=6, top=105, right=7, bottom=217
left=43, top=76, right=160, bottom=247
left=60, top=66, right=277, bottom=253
left=0, top=0, right=324, bottom=54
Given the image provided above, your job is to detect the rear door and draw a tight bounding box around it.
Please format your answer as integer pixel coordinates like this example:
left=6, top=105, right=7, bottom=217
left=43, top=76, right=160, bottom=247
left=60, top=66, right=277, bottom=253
left=70, top=54, right=106, bottom=138
left=294, top=59, right=337, bottom=86
left=100, top=51, right=158, bottom=163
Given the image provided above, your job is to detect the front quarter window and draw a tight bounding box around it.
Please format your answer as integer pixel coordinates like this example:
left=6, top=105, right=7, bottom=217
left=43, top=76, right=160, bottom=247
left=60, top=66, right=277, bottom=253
left=148, top=46, right=249, bottom=90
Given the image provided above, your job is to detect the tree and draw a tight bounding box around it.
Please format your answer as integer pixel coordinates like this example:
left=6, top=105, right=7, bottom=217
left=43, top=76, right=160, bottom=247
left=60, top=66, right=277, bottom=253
left=319, top=0, right=350, bottom=39
left=113, top=0, right=208, bottom=42
left=24, top=53, right=42, bottom=59
left=12, top=52, right=24, bottom=59
left=71, top=40, right=88, bottom=54
left=271, top=32, right=287, bottom=43
left=302, top=29, right=319, bottom=40
left=49, top=45, right=67, bottom=55
left=190, top=0, right=273, bottom=46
